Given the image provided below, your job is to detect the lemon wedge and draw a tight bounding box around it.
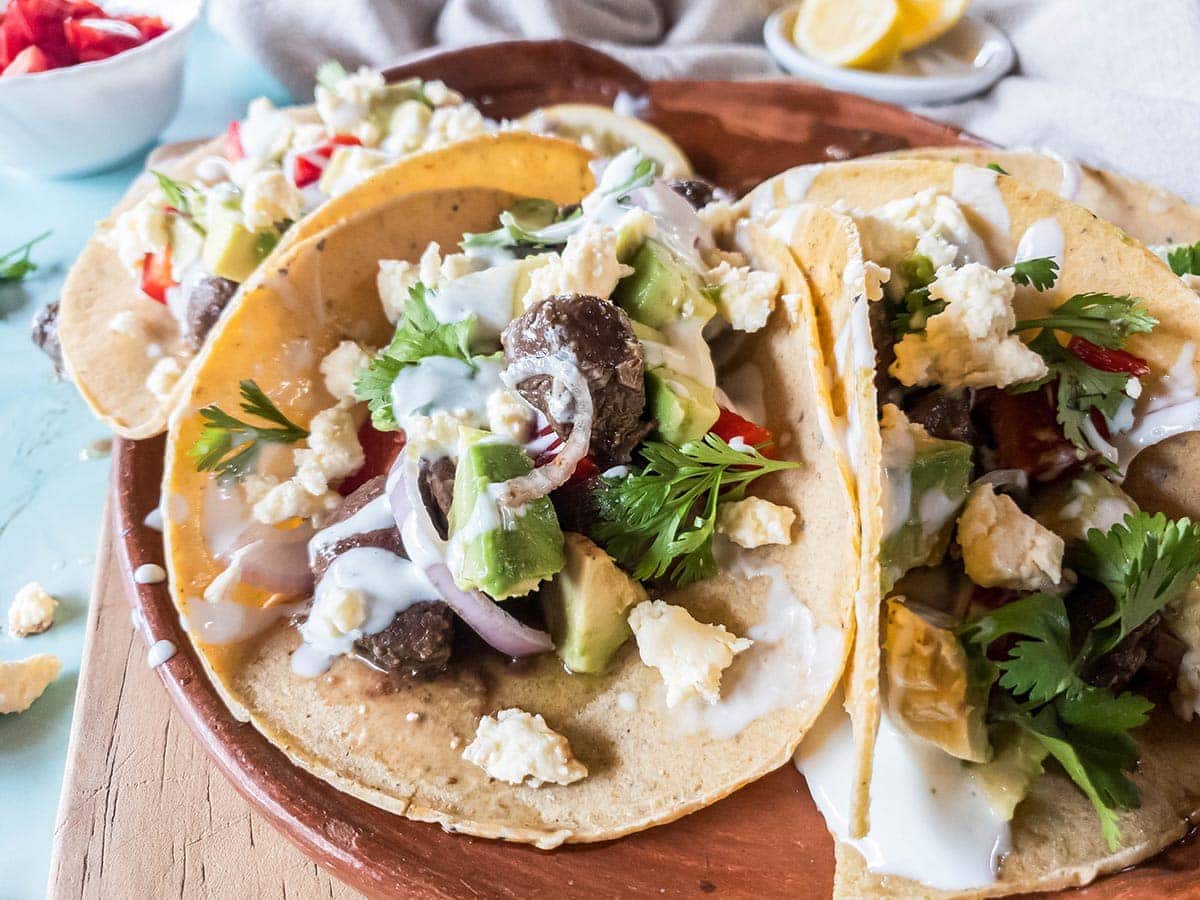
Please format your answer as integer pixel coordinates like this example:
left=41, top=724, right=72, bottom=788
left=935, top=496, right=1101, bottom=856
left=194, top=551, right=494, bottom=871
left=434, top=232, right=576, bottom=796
left=521, top=104, right=693, bottom=178
left=895, top=0, right=970, bottom=52
left=793, top=0, right=903, bottom=71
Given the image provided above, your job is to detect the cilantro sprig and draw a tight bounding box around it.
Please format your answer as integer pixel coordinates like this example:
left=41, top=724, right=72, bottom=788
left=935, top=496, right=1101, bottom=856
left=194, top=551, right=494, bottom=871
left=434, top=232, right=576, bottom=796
left=1007, top=256, right=1059, bottom=291
left=190, top=380, right=309, bottom=481
left=354, top=283, right=476, bottom=430
left=1014, top=293, right=1156, bottom=349
left=1166, top=240, right=1200, bottom=277
left=890, top=253, right=942, bottom=335
left=592, top=434, right=799, bottom=586
left=0, top=231, right=50, bottom=282
left=960, top=512, right=1200, bottom=848
left=151, top=170, right=205, bottom=236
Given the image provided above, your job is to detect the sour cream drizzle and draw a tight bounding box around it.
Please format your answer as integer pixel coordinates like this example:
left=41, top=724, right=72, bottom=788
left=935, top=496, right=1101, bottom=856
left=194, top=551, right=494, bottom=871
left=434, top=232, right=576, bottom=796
left=796, top=697, right=1010, bottom=891
left=389, top=355, right=504, bottom=426
left=952, top=164, right=1010, bottom=242
left=1013, top=218, right=1065, bottom=271
left=1112, top=341, right=1200, bottom=469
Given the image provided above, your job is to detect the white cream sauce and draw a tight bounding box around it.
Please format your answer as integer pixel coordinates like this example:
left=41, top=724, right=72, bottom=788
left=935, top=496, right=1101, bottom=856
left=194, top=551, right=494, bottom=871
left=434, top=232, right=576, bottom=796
left=796, top=696, right=1010, bottom=891
left=1013, top=218, right=1065, bottom=272
left=642, top=317, right=717, bottom=389
left=292, top=547, right=438, bottom=677
left=307, top=495, right=394, bottom=563
left=1112, top=341, right=1200, bottom=470
left=147, top=640, right=177, bottom=667
left=134, top=563, right=167, bottom=585
left=1039, top=147, right=1082, bottom=202
left=952, top=164, right=1010, bottom=242
left=390, top=355, right=504, bottom=427
left=143, top=508, right=164, bottom=532
left=431, top=261, right=521, bottom=344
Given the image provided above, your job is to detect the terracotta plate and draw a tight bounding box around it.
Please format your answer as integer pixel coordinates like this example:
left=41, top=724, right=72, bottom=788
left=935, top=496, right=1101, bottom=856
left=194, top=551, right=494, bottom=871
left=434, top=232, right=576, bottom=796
left=113, top=40, right=1199, bottom=898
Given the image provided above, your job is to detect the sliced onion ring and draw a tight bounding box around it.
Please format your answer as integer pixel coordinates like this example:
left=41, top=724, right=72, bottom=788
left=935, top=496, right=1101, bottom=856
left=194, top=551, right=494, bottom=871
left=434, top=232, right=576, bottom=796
left=498, top=355, right=594, bottom=506
left=386, top=450, right=554, bottom=658
left=236, top=531, right=315, bottom=596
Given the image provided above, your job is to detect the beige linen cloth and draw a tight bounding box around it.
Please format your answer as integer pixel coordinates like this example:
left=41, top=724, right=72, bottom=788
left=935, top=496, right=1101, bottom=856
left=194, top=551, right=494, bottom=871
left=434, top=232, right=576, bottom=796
left=210, top=0, right=1200, bottom=201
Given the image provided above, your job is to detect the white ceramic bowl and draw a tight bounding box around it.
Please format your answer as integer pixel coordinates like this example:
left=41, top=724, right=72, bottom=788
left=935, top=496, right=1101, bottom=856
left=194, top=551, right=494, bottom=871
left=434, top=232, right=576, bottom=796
left=0, top=0, right=201, bottom=177
left=764, top=5, right=1014, bottom=106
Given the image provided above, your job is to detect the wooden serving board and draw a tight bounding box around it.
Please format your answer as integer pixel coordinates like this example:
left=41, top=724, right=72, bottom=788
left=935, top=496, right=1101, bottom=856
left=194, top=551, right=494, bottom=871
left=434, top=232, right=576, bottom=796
left=47, top=38, right=1200, bottom=899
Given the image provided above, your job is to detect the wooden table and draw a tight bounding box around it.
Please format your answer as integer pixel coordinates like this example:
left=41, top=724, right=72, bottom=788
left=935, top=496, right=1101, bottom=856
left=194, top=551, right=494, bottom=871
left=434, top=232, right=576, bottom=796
left=46, top=505, right=360, bottom=899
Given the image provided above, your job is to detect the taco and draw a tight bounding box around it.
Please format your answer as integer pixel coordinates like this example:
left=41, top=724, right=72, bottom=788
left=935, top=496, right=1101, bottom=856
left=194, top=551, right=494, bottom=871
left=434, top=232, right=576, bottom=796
left=160, top=134, right=857, bottom=847
left=742, top=159, right=1200, bottom=894
left=50, top=63, right=691, bottom=439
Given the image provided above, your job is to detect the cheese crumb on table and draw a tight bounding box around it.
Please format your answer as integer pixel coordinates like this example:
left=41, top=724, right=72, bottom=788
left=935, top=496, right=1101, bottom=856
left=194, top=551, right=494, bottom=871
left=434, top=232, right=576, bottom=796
left=462, top=708, right=587, bottom=788
left=8, top=582, right=57, bottom=637
left=628, top=600, right=752, bottom=707
left=0, top=655, right=61, bottom=714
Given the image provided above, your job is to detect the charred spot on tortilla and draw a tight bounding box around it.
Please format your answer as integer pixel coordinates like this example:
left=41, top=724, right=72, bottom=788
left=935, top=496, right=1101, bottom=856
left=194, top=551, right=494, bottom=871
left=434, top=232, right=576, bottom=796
left=30, top=301, right=63, bottom=375
left=502, top=294, right=649, bottom=467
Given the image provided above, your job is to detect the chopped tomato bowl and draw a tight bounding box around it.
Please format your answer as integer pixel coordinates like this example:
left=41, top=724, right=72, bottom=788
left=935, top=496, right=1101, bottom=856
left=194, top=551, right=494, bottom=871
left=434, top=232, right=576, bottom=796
left=0, top=0, right=169, bottom=77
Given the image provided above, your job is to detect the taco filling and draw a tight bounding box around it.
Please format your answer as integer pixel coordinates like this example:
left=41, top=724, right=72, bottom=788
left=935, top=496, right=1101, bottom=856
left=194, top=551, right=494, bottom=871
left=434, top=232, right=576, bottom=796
left=763, top=165, right=1200, bottom=892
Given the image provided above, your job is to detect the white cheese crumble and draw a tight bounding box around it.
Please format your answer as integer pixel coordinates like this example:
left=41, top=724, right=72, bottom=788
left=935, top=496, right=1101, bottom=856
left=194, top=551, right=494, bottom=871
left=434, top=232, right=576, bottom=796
left=1174, top=648, right=1200, bottom=721
left=108, top=310, right=141, bottom=337
left=697, top=200, right=741, bottom=241
left=7, top=582, right=57, bottom=637
left=239, top=97, right=295, bottom=162
left=403, top=410, right=470, bottom=459
left=315, top=66, right=387, bottom=145
left=0, top=654, right=60, bottom=714
left=320, top=341, right=370, bottom=403
left=462, top=708, right=587, bottom=788
left=378, top=242, right=476, bottom=322
left=422, top=104, right=488, bottom=150
left=241, top=168, right=304, bottom=232
left=627, top=599, right=752, bottom=707
left=521, top=223, right=633, bottom=309
left=705, top=261, right=780, bottom=332
left=873, top=188, right=978, bottom=267
left=715, top=497, right=796, bottom=548
left=293, top=403, right=365, bottom=497
left=146, top=357, right=184, bottom=400
left=890, top=263, right=1048, bottom=390
left=486, top=389, right=535, bottom=443
left=247, top=475, right=341, bottom=525
left=113, top=193, right=171, bottom=272
left=318, top=145, right=390, bottom=197
left=957, top=483, right=1064, bottom=592
left=380, top=99, right=432, bottom=155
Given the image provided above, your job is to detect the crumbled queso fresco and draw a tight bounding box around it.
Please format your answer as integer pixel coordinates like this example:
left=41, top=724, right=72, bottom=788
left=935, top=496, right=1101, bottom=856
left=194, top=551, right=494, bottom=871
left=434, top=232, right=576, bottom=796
left=462, top=708, right=587, bottom=787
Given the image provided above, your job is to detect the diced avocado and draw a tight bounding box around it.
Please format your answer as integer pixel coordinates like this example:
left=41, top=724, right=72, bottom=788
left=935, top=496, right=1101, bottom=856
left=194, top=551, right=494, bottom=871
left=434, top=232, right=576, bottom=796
left=1031, top=471, right=1138, bottom=545
left=629, top=320, right=666, bottom=345
left=448, top=430, right=565, bottom=600
left=169, top=214, right=204, bottom=274
left=540, top=533, right=647, bottom=673
left=612, top=238, right=716, bottom=328
left=884, top=598, right=990, bottom=763
left=879, top=423, right=973, bottom=593
left=202, top=201, right=264, bottom=283
left=970, top=723, right=1048, bottom=821
left=646, top=366, right=720, bottom=445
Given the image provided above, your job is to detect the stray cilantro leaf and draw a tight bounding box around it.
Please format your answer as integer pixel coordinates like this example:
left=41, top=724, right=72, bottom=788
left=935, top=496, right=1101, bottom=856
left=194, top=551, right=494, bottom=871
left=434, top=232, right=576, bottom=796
left=891, top=253, right=943, bottom=335
left=151, top=170, right=206, bottom=236
left=0, top=230, right=50, bottom=282
left=1007, top=256, right=1059, bottom=291
left=1014, top=293, right=1156, bottom=349
left=1167, top=241, right=1200, bottom=277
left=353, top=283, right=476, bottom=430
left=190, top=380, right=309, bottom=481
left=592, top=433, right=798, bottom=586
left=986, top=162, right=1010, bottom=175
left=701, top=283, right=723, bottom=305
left=1072, top=511, right=1200, bottom=657
left=254, top=221, right=291, bottom=262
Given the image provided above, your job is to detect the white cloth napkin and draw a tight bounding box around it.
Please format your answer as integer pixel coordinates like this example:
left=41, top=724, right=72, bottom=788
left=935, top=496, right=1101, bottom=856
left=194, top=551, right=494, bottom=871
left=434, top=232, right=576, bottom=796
left=210, top=0, right=1200, bottom=202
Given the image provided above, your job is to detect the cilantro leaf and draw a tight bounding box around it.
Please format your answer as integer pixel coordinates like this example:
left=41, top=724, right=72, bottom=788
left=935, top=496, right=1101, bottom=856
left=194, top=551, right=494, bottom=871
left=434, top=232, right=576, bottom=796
left=592, top=433, right=799, bottom=586
left=190, top=380, right=309, bottom=481
left=1007, top=256, right=1059, bottom=291
left=1056, top=685, right=1154, bottom=734
left=986, top=162, right=1010, bottom=175
left=1167, top=241, right=1200, bottom=277
left=1072, top=511, right=1200, bottom=657
left=1014, top=293, right=1156, bottom=349
left=890, top=253, right=943, bottom=335
left=353, top=283, right=476, bottom=430
left=0, top=230, right=50, bottom=282
left=151, top=170, right=206, bottom=236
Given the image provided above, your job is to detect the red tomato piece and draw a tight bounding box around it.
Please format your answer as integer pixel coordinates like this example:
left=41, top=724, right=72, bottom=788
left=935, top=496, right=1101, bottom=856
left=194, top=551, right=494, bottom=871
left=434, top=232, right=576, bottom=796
left=1, top=43, right=51, bottom=75
left=224, top=120, right=245, bottom=162
left=979, top=386, right=1081, bottom=481
left=711, top=406, right=776, bottom=454
left=313, top=134, right=362, bottom=160
left=67, top=2, right=104, bottom=16
left=14, top=0, right=73, bottom=67
left=568, top=454, right=600, bottom=484
left=291, top=154, right=322, bottom=189
left=0, top=7, right=34, bottom=70
left=139, top=247, right=175, bottom=304
left=1066, top=336, right=1151, bottom=378
left=123, top=14, right=167, bottom=42
left=338, top=422, right=406, bottom=496
left=64, top=17, right=143, bottom=63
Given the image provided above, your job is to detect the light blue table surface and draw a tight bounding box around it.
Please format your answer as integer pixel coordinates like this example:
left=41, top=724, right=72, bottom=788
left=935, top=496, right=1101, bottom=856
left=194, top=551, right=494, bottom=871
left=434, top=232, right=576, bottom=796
left=0, top=21, right=285, bottom=899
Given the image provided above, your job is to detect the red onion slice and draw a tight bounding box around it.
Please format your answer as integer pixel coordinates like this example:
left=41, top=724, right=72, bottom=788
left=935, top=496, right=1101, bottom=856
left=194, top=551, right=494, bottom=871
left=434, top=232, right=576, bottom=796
left=236, top=531, right=315, bottom=596
left=498, top=355, right=593, bottom=506
left=387, top=450, right=553, bottom=657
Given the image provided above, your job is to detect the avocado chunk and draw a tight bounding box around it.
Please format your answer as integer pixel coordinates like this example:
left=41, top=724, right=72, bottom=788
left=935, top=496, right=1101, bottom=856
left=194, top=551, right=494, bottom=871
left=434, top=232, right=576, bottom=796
left=1031, top=471, right=1138, bottom=545
left=448, top=430, right=565, bottom=600
left=646, top=366, right=720, bottom=444
left=169, top=213, right=204, bottom=274
left=612, top=238, right=716, bottom=329
left=541, top=533, right=647, bottom=673
left=879, top=407, right=973, bottom=593
left=885, top=597, right=990, bottom=763
left=202, top=200, right=268, bottom=283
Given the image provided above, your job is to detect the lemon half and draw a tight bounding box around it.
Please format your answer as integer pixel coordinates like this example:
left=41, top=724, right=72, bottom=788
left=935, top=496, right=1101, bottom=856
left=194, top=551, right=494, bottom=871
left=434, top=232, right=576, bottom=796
left=896, top=0, right=970, bottom=52
left=521, top=104, right=693, bottom=179
left=793, top=0, right=903, bottom=71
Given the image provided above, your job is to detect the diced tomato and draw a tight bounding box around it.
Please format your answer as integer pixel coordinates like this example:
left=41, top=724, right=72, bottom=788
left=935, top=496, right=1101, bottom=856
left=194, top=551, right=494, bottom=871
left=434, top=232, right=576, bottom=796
left=139, top=246, right=175, bottom=304
left=224, top=120, right=245, bottom=162
left=710, top=406, right=777, bottom=455
left=339, top=422, right=406, bottom=496
left=64, top=17, right=143, bottom=63
left=313, top=134, right=361, bottom=160
left=1, top=43, right=51, bottom=76
left=292, top=154, right=322, bottom=188
left=0, top=7, right=34, bottom=70
left=67, top=2, right=105, bottom=17
left=979, top=386, right=1081, bottom=480
left=532, top=424, right=600, bottom=484
left=569, top=454, right=600, bottom=484
left=13, top=0, right=73, bottom=67
left=123, top=14, right=167, bottom=42
left=1066, top=336, right=1151, bottom=378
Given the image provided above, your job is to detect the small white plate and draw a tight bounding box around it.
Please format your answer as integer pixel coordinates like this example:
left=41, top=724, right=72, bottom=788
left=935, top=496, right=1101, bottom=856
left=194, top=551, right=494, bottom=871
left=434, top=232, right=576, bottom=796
left=764, top=5, right=1014, bottom=106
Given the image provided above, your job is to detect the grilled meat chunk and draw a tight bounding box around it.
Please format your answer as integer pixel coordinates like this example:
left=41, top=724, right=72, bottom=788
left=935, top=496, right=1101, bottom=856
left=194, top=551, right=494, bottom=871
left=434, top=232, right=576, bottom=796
left=355, top=601, right=455, bottom=678
left=183, top=275, right=238, bottom=350
left=667, top=178, right=716, bottom=211
left=30, top=301, right=63, bottom=375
